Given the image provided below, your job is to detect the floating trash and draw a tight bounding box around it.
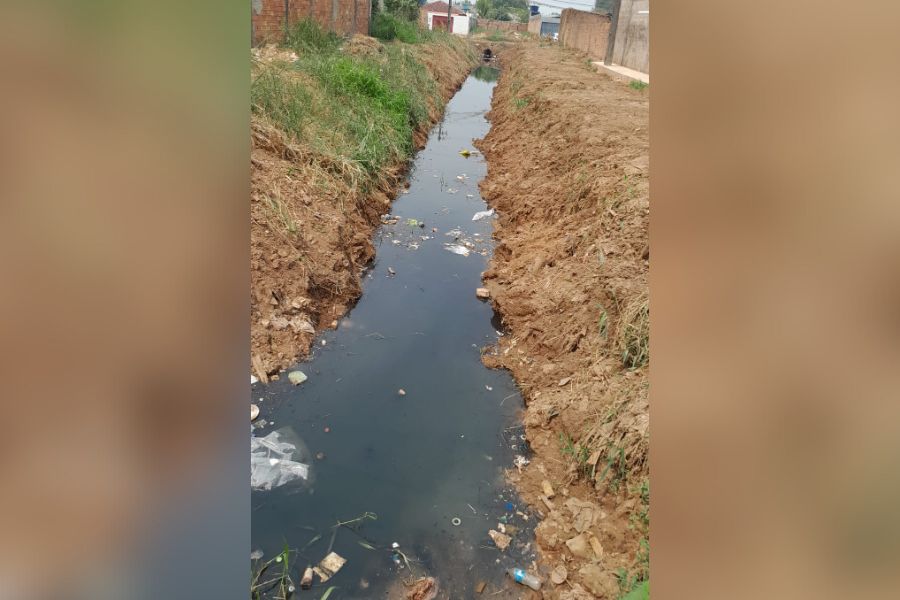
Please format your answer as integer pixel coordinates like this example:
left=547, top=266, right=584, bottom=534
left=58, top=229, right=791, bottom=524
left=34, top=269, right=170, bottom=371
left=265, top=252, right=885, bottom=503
left=313, top=552, right=346, bottom=582
left=472, top=209, right=495, bottom=221
left=444, top=244, right=471, bottom=257
left=288, top=370, right=308, bottom=385
left=251, top=428, right=311, bottom=490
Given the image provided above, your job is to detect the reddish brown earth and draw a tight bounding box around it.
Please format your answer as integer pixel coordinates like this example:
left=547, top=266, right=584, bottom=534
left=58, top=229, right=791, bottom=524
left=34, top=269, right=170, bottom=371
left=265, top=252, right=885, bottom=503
left=250, top=37, right=476, bottom=380
left=477, top=42, right=649, bottom=598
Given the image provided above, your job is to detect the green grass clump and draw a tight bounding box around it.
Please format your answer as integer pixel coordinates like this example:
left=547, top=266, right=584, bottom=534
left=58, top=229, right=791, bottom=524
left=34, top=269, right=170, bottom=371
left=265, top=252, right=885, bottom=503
left=250, top=66, right=311, bottom=140
left=371, top=13, right=422, bottom=43
left=283, top=18, right=341, bottom=53
left=629, top=79, right=648, bottom=91
left=253, top=19, right=469, bottom=185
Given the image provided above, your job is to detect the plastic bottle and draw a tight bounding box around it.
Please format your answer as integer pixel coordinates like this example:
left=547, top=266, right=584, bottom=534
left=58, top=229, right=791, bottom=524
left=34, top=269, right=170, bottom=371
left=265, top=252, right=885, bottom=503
left=508, top=568, right=542, bottom=590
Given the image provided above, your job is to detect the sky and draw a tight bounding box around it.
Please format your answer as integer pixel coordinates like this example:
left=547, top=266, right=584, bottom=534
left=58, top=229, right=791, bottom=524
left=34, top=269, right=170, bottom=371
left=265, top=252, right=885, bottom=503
left=529, top=0, right=601, bottom=17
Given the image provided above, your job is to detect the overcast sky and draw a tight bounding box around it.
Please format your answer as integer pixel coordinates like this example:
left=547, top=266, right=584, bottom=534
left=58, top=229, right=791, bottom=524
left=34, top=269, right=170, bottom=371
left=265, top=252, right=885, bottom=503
left=529, top=0, right=601, bottom=17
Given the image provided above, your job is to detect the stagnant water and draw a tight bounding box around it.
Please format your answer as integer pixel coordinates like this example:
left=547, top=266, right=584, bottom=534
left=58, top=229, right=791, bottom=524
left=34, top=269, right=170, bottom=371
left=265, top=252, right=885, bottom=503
left=251, top=67, right=537, bottom=599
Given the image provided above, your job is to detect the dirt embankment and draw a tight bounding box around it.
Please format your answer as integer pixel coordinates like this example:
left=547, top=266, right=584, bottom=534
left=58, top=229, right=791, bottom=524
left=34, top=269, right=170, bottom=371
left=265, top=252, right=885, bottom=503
left=251, top=36, right=476, bottom=379
left=477, top=43, right=649, bottom=598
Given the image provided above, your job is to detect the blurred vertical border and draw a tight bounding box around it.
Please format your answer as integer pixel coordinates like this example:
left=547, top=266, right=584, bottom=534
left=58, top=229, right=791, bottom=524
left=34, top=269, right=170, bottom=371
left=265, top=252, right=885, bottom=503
left=0, top=1, right=248, bottom=598
left=652, top=1, right=900, bottom=598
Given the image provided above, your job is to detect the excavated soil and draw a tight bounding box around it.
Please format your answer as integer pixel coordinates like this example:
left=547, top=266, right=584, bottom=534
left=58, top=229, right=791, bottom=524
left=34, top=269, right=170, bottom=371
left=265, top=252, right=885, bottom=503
left=250, top=38, right=476, bottom=379
left=477, top=43, right=649, bottom=599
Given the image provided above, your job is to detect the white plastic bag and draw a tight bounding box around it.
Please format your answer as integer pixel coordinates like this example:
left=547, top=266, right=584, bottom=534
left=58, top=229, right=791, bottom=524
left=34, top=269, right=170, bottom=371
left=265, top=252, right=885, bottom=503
left=251, top=428, right=311, bottom=491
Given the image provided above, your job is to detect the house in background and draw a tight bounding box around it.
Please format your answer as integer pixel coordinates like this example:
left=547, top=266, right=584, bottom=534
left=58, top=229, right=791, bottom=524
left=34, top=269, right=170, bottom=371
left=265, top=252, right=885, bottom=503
left=539, top=16, right=560, bottom=37
left=528, top=14, right=560, bottom=38
left=420, top=1, right=474, bottom=35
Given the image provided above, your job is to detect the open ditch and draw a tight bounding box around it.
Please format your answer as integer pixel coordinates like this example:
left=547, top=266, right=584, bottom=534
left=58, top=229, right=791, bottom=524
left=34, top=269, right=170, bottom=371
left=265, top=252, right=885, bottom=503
left=251, top=65, right=541, bottom=600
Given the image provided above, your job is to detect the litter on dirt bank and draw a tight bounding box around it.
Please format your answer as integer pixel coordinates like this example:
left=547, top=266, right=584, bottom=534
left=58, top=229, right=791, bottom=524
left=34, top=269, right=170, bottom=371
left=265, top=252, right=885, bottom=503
left=488, top=529, right=511, bottom=550
left=477, top=41, right=649, bottom=594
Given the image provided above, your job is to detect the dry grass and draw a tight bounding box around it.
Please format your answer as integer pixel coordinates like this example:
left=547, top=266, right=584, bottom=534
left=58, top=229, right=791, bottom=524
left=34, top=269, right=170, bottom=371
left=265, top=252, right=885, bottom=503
left=616, top=291, right=650, bottom=369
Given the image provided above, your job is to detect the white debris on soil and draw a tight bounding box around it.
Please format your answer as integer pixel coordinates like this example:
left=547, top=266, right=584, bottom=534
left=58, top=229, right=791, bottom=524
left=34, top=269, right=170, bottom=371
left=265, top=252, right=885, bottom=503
left=489, top=529, right=512, bottom=551
left=514, top=455, right=530, bottom=472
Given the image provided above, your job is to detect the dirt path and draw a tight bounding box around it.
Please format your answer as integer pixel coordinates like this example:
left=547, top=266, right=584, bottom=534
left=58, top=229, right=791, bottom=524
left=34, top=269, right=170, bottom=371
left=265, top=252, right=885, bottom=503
left=477, top=42, right=649, bottom=599
left=250, top=37, right=476, bottom=379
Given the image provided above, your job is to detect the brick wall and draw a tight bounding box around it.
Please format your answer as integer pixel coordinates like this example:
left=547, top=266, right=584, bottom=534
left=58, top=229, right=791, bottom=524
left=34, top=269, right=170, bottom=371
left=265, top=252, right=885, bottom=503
left=251, top=0, right=370, bottom=46
left=558, top=9, right=610, bottom=61
left=477, top=18, right=527, bottom=32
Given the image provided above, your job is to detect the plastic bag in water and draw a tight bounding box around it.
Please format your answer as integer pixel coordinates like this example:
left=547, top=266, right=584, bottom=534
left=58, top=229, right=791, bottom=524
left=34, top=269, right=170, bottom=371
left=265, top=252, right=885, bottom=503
left=443, top=244, right=471, bottom=256
left=251, top=427, right=312, bottom=491
left=471, top=209, right=495, bottom=221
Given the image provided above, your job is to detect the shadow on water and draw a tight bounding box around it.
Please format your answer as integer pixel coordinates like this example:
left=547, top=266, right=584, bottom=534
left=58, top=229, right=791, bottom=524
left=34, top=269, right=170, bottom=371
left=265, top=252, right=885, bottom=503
left=472, top=65, right=500, bottom=82
left=251, top=72, right=535, bottom=599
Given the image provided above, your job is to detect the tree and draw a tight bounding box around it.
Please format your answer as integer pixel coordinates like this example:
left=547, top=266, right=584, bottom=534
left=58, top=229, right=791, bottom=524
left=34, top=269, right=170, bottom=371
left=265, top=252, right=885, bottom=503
left=476, top=0, right=494, bottom=18
left=594, top=0, right=616, bottom=15
left=383, top=0, right=419, bottom=21
left=476, top=0, right=527, bottom=19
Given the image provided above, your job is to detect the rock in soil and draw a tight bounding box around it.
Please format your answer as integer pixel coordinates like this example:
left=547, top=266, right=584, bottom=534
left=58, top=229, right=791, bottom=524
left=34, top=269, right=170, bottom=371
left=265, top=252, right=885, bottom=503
left=565, top=532, right=593, bottom=560
left=578, top=563, right=618, bottom=598
left=541, top=479, right=556, bottom=498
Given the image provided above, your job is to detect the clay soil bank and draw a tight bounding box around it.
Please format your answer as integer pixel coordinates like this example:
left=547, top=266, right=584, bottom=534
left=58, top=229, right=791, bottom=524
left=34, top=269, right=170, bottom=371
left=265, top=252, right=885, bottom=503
left=250, top=34, right=477, bottom=379
left=477, top=42, right=649, bottom=599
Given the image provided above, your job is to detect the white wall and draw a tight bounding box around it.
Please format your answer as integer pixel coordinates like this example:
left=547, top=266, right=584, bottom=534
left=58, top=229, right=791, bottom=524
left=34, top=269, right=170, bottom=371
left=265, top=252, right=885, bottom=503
left=426, top=11, right=470, bottom=35
left=452, top=14, right=472, bottom=35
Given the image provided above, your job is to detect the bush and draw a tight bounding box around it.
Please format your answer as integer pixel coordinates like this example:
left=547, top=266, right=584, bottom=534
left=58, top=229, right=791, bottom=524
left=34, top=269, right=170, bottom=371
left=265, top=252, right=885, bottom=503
left=383, top=0, right=419, bottom=22
left=371, top=13, right=422, bottom=43
left=283, top=18, right=341, bottom=53
left=251, top=67, right=311, bottom=140
left=325, top=57, right=412, bottom=122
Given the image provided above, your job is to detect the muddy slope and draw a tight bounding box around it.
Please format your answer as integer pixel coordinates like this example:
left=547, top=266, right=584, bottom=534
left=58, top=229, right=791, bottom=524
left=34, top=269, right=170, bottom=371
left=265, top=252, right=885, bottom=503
left=477, top=43, right=649, bottom=598
left=250, top=37, right=476, bottom=379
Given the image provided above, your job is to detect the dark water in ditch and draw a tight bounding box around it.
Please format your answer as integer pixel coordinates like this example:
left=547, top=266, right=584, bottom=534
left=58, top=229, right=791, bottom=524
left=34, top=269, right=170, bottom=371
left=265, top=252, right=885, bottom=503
left=251, top=67, right=537, bottom=599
